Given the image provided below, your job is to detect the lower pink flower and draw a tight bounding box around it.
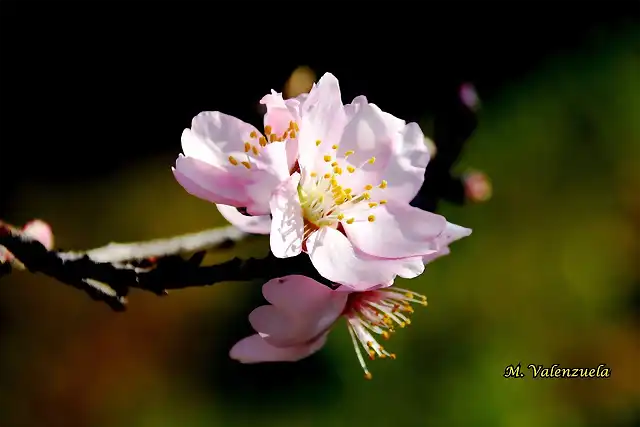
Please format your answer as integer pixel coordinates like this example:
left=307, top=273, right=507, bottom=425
left=230, top=275, right=430, bottom=379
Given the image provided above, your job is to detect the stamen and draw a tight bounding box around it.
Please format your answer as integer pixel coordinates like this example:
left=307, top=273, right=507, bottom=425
left=264, top=125, right=272, bottom=135
left=341, top=286, right=427, bottom=378
left=244, top=142, right=250, bottom=153
left=249, top=131, right=257, bottom=139
left=367, top=215, right=375, bottom=222
left=241, top=161, right=251, bottom=169
left=316, top=140, right=322, bottom=146
left=324, top=155, right=332, bottom=162
left=228, top=156, right=238, bottom=166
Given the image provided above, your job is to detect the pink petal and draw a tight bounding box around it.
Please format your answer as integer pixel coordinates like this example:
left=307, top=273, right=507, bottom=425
left=262, top=275, right=337, bottom=309
left=422, top=246, right=451, bottom=264
left=216, top=204, right=271, bottom=234
left=330, top=102, right=393, bottom=191
left=343, top=97, right=429, bottom=203
left=297, top=73, right=348, bottom=171
left=261, top=275, right=347, bottom=338
left=249, top=305, right=306, bottom=347
left=172, top=156, right=252, bottom=206
left=345, top=96, right=406, bottom=134
left=306, top=227, right=406, bottom=290
left=180, top=112, right=290, bottom=214
left=22, top=220, right=54, bottom=250
left=229, top=333, right=328, bottom=364
left=261, top=91, right=302, bottom=171
left=343, top=201, right=447, bottom=258
left=269, top=173, right=304, bottom=258
left=190, top=111, right=262, bottom=158
left=391, top=256, right=425, bottom=278
left=383, top=122, right=431, bottom=203
left=435, top=222, right=472, bottom=248
left=422, top=222, right=472, bottom=263
left=244, top=141, right=290, bottom=215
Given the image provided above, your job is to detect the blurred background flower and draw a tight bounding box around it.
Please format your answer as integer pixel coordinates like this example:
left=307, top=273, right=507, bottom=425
left=0, top=3, right=638, bottom=427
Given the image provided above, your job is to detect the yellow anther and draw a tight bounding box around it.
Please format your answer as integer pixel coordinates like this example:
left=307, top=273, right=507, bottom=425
left=405, top=292, right=414, bottom=299
left=241, top=161, right=251, bottom=169
left=382, top=331, right=390, bottom=340
left=379, top=199, right=387, bottom=205
left=249, top=131, right=257, bottom=139
left=344, top=188, right=352, bottom=194
left=337, top=213, right=345, bottom=220
left=368, top=157, right=376, bottom=164
left=294, top=123, right=300, bottom=131
left=333, top=167, right=342, bottom=175
left=365, top=372, right=373, bottom=380
left=228, top=156, right=238, bottom=166
left=346, top=218, right=355, bottom=224
left=347, top=165, right=356, bottom=173
left=332, top=144, right=338, bottom=150
left=380, top=354, right=387, bottom=359
left=289, top=121, right=295, bottom=129
left=390, top=354, right=397, bottom=360
left=330, top=178, right=338, bottom=187
left=346, top=194, right=353, bottom=201
left=364, top=184, right=373, bottom=191
left=264, top=125, right=272, bottom=135
left=331, top=161, right=338, bottom=167
left=400, top=322, right=406, bottom=328
left=367, top=215, right=375, bottom=222
left=345, top=150, right=355, bottom=156
left=252, top=146, right=259, bottom=155
left=368, top=202, right=378, bottom=208
left=316, top=140, right=322, bottom=146
left=270, top=134, right=277, bottom=142
left=310, top=172, right=317, bottom=177
left=259, top=136, right=267, bottom=146
left=244, top=142, right=251, bottom=152
left=289, top=131, right=296, bottom=139
left=324, top=173, right=331, bottom=179
left=363, top=192, right=371, bottom=200
left=405, top=318, right=412, bottom=325
left=323, top=155, right=332, bottom=162
left=379, top=180, right=388, bottom=189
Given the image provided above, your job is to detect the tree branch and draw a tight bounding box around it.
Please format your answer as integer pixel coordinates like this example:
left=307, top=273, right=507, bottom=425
left=0, top=81, right=489, bottom=311
left=59, top=225, right=247, bottom=264
left=0, top=224, right=330, bottom=311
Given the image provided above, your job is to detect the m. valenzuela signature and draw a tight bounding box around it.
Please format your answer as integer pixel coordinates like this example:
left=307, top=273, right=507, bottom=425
left=503, top=363, right=611, bottom=379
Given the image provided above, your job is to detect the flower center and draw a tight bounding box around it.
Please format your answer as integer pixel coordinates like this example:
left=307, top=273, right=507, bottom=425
left=343, top=287, right=427, bottom=380
left=297, top=140, right=388, bottom=240
left=226, top=121, right=299, bottom=170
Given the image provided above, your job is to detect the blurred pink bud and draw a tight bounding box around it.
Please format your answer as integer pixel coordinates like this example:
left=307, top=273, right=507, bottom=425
left=0, top=219, right=54, bottom=265
left=464, top=171, right=492, bottom=202
left=22, top=220, right=54, bottom=250
left=459, top=83, right=480, bottom=111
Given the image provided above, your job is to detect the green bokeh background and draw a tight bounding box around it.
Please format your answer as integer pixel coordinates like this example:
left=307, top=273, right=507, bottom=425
left=1, top=29, right=638, bottom=427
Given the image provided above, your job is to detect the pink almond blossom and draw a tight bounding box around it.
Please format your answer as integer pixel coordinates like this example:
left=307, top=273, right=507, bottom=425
left=172, top=90, right=308, bottom=216
left=268, top=74, right=465, bottom=288
left=230, top=275, right=430, bottom=379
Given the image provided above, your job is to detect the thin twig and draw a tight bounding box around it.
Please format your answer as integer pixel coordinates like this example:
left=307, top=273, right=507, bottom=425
left=59, top=225, right=247, bottom=264
left=0, top=224, right=328, bottom=311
